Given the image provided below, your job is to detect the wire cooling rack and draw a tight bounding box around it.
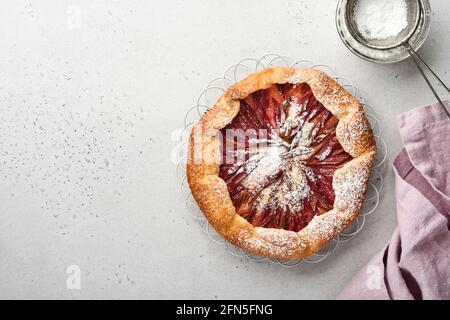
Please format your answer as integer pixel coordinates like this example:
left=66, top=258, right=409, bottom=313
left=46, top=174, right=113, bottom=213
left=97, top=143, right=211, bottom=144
left=176, top=54, right=387, bottom=267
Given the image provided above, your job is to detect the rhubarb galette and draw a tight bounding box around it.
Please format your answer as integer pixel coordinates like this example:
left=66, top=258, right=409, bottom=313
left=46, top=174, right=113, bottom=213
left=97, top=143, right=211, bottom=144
left=187, top=67, right=376, bottom=260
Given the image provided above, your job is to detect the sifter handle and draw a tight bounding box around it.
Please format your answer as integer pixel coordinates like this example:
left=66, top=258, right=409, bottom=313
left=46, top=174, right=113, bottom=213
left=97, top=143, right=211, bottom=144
left=404, top=43, right=450, bottom=118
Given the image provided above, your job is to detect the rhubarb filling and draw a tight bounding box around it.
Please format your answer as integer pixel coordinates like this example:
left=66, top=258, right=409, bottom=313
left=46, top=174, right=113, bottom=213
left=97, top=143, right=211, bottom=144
left=218, top=83, right=353, bottom=232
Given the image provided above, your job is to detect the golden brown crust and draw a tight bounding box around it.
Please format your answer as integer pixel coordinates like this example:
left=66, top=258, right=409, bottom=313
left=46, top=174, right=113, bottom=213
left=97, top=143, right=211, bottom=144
left=187, top=67, right=376, bottom=260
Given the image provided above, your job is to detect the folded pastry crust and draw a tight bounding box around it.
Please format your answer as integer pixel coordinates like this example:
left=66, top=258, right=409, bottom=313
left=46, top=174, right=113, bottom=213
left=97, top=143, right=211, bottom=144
left=187, top=67, right=376, bottom=259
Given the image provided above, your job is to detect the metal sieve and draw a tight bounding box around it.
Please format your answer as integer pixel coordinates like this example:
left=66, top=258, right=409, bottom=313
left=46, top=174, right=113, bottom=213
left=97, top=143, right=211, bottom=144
left=343, top=0, right=450, bottom=117
left=346, top=0, right=421, bottom=50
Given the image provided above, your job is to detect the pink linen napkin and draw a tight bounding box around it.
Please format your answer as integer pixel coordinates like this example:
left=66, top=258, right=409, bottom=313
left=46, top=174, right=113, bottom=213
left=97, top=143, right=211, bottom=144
left=338, top=101, right=450, bottom=300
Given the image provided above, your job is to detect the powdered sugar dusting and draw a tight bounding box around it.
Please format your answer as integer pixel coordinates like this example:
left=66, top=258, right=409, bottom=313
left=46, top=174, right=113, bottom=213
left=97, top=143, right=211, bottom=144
left=239, top=227, right=307, bottom=257
left=338, top=112, right=371, bottom=156
left=284, top=167, right=310, bottom=212
left=244, top=147, right=311, bottom=213
left=287, top=71, right=305, bottom=85
left=289, top=121, right=315, bottom=160
left=241, top=97, right=319, bottom=213
left=315, top=146, right=332, bottom=161
left=306, top=210, right=342, bottom=240
left=219, top=80, right=356, bottom=234
left=242, top=144, right=284, bottom=189
left=192, top=68, right=376, bottom=259
left=333, top=161, right=370, bottom=214
left=353, top=0, right=408, bottom=40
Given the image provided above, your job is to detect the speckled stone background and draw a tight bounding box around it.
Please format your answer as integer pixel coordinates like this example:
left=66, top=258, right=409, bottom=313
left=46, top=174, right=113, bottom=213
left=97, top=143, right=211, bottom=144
left=0, top=0, right=449, bottom=299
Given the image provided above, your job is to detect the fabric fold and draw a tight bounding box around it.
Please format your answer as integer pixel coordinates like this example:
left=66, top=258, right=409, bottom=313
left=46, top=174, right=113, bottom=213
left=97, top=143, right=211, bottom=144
left=338, top=101, right=450, bottom=300
left=398, top=101, right=450, bottom=201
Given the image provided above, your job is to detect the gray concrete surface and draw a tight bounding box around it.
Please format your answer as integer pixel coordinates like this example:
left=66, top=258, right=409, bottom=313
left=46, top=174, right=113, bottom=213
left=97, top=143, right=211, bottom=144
left=0, top=0, right=449, bottom=299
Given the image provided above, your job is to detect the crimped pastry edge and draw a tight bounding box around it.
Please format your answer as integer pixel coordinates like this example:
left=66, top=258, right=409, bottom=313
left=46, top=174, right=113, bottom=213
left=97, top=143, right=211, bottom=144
left=187, top=67, right=376, bottom=260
